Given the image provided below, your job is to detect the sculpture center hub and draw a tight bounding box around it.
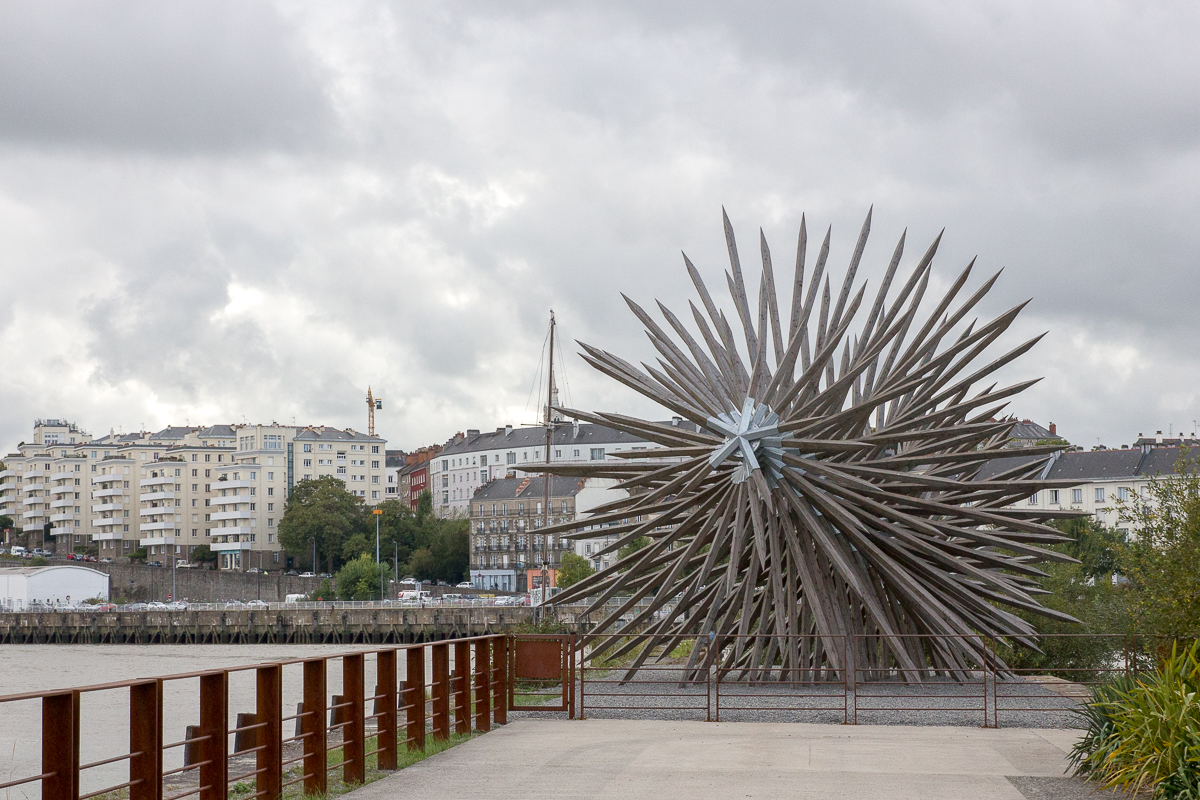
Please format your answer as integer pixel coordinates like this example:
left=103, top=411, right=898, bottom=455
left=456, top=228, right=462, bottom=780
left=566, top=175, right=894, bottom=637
left=707, top=398, right=786, bottom=485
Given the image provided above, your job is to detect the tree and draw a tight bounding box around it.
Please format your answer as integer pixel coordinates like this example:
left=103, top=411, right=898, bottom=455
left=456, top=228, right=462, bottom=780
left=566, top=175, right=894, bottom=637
left=335, top=554, right=390, bottom=601
left=1003, top=516, right=1130, bottom=679
left=618, top=535, right=651, bottom=561
left=0, top=514, right=13, bottom=547
left=278, top=476, right=368, bottom=574
left=557, top=551, right=595, bottom=589
left=130, top=548, right=148, bottom=564
left=190, top=545, right=217, bottom=569
left=1114, top=454, right=1200, bottom=644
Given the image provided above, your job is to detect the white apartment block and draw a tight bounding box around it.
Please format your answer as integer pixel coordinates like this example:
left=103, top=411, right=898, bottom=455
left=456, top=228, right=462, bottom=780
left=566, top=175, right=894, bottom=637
left=2, top=419, right=386, bottom=571
left=983, top=443, right=1194, bottom=534
left=429, top=418, right=698, bottom=518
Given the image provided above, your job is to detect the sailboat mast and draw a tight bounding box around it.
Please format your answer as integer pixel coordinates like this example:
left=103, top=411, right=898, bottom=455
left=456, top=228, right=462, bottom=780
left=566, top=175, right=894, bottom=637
left=542, top=311, right=555, bottom=597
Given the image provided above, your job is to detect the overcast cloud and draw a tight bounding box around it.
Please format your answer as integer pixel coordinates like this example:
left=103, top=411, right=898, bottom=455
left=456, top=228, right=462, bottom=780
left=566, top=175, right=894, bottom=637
left=1, top=0, right=1198, bottom=453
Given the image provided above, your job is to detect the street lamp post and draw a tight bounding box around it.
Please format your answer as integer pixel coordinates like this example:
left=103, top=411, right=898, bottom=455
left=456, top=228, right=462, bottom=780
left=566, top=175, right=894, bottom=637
left=310, top=537, right=316, bottom=575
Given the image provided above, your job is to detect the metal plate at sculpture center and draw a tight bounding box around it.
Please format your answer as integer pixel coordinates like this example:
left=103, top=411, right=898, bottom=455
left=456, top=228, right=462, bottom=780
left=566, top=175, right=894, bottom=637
left=541, top=208, right=1079, bottom=681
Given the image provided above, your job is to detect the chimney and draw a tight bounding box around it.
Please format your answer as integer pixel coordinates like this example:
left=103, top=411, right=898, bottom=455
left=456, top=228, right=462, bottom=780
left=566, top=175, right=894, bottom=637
left=1156, top=430, right=1164, bottom=444
left=1048, top=422, right=1056, bottom=436
left=505, top=425, right=513, bottom=436
left=572, top=419, right=580, bottom=438
left=467, top=429, right=479, bottom=438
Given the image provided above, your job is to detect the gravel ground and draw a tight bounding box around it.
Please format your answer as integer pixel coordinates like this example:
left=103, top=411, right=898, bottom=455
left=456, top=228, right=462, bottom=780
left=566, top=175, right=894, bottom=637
left=512, top=667, right=1087, bottom=728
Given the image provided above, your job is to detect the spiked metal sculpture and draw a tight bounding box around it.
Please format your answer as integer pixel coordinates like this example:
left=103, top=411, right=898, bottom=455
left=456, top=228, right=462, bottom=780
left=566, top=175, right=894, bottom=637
left=542, top=208, right=1080, bottom=680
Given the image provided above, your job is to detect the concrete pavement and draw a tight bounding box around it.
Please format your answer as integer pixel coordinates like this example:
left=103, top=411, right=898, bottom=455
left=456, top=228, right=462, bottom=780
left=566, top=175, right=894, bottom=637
left=346, top=719, right=1113, bottom=799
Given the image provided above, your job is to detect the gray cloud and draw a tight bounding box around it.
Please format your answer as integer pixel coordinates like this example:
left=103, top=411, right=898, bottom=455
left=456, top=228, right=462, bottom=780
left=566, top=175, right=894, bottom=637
left=0, top=1, right=1198, bottom=453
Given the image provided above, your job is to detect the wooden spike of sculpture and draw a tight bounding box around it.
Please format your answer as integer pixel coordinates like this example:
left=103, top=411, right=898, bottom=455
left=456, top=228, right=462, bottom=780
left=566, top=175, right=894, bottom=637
left=543, top=210, right=1079, bottom=681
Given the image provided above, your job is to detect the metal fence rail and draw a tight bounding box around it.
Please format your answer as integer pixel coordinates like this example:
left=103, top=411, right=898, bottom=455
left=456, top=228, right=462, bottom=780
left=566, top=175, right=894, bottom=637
left=0, top=634, right=510, bottom=800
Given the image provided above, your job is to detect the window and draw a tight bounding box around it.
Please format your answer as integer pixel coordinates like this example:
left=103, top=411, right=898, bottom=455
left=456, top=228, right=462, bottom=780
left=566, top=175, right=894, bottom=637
left=371, top=445, right=379, bottom=454
left=506, top=452, right=516, bottom=465
left=480, top=455, right=488, bottom=466
left=1049, top=489, right=1059, bottom=504
left=1027, top=493, right=1038, bottom=505
left=1072, top=488, right=1083, bottom=504
left=267, top=487, right=274, bottom=496
left=442, top=460, right=449, bottom=471
left=480, top=471, right=487, bottom=483
left=337, top=466, right=346, bottom=475
left=1118, top=487, right=1129, bottom=501
left=371, top=490, right=379, bottom=499
left=590, top=448, right=605, bottom=460
left=267, top=471, right=274, bottom=480
left=573, top=449, right=580, bottom=457
left=371, top=460, right=379, bottom=468
left=1095, top=487, right=1105, bottom=502
left=267, top=518, right=274, bottom=527
left=303, top=443, right=312, bottom=452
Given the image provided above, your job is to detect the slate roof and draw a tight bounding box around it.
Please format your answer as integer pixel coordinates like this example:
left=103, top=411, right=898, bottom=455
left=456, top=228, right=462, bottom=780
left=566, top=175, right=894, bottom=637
left=294, top=426, right=384, bottom=442
left=150, top=426, right=199, bottom=440
left=976, top=446, right=1197, bottom=483
left=1007, top=420, right=1053, bottom=441
left=438, top=419, right=700, bottom=457
left=198, top=425, right=236, bottom=438
left=472, top=476, right=585, bottom=502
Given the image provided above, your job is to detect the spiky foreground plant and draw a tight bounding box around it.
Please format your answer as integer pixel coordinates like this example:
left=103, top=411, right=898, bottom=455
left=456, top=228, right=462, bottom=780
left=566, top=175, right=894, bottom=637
left=544, top=209, right=1080, bottom=680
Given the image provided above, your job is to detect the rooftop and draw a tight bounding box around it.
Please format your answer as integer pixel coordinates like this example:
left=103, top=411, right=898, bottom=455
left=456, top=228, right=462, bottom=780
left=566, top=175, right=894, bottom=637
left=472, top=476, right=585, bottom=504
left=439, top=419, right=699, bottom=458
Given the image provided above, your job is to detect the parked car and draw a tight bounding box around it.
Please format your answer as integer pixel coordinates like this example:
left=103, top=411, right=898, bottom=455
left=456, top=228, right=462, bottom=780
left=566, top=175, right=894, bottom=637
left=83, top=555, right=98, bottom=562
left=224, top=601, right=246, bottom=609
left=146, top=602, right=168, bottom=610
left=166, top=602, right=188, bottom=611
left=245, top=600, right=268, bottom=609
left=147, top=561, right=163, bottom=568
left=99, top=557, right=113, bottom=564
left=91, top=603, right=118, bottom=612
left=175, top=561, right=192, bottom=569
left=246, top=567, right=262, bottom=574
left=125, top=603, right=149, bottom=612
left=284, top=570, right=299, bottom=576
left=298, top=572, right=315, bottom=578
left=456, top=582, right=473, bottom=589
left=318, top=573, right=331, bottom=579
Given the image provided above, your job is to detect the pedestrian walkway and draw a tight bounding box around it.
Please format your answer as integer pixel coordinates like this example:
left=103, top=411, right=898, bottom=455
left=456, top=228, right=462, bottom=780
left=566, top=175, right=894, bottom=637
left=344, top=719, right=1119, bottom=799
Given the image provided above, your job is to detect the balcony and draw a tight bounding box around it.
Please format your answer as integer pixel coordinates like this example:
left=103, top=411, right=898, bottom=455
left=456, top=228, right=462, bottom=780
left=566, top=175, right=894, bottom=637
left=91, top=502, right=122, bottom=513
left=214, top=526, right=252, bottom=536
left=140, top=506, right=177, bottom=517
left=140, top=491, right=175, bottom=502
left=50, top=472, right=75, bottom=483
left=140, top=475, right=175, bottom=488
left=211, top=540, right=253, bottom=552
left=22, top=484, right=43, bottom=495
left=22, top=522, right=44, bottom=532
left=93, top=487, right=124, bottom=499
left=49, top=483, right=73, bottom=496
left=209, top=494, right=245, bottom=507
left=140, top=520, right=177, bottom=532
left=49, top=513, right=75, bottom=523
left=138, top=536, right=176, bottom=546
left=0, top=470, right=14, bottom=479
left=91, top=531, right=124, bottom=541
left=213, top=479, right=256, bottom=490
left=92, top=474, right=124, bottom=485
left=210, top=509, right=250, bottom=522
left=50, top=498, right=73, bottom=509
left=22, top=508, right=45, bottom=520
left=92, top=517, right=122, bottom=529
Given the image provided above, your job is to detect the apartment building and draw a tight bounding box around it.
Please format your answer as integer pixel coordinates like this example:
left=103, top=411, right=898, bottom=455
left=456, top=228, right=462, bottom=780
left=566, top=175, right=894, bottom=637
left=468, top=475, right=583, bottom=592
left=983, top=442, right=1197, bottom=533
left=430, top=418, right=697, bottom=518
left=293, top=427, right=387, bottom=500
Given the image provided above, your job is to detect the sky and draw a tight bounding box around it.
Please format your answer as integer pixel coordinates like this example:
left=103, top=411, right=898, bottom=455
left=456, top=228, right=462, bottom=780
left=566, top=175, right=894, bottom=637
left=1, top=1, right=1198, bottom=454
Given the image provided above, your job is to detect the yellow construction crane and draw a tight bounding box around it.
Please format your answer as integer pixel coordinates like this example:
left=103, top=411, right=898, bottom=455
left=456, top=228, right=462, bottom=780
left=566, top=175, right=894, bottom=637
left=366, top=387, right=382, bottom=436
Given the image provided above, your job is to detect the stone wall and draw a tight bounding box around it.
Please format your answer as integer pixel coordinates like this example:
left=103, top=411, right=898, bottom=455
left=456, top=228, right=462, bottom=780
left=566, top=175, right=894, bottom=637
left=95, top=563, right=325, bottom=603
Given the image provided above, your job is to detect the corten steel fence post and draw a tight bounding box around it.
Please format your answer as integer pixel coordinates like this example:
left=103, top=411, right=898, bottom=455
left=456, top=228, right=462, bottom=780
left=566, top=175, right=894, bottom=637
left=453, top=642, right=471, bottom=735
left=492, top=635, right=507, bottom=725
left=405, top=648, right=426, bottom=751
left=301, top=659, right=327, bottom=796
left=431, top=643, right=450, bottom=742
left=199, top=673, right=228, bottom=800
left=129, top=681, right=163, bottom=800
left=376, top=650, right=398, bottom=770
left=845, top=637, right=856, bottom=725
left=42, top=691, right=79, bottom=800
left=474, top=639, right=491, bottom=733
left=567, top=635, right=576, bottom=720
left=342, top=654, right=366, bottom=785
left=256, top=666, right=282, bottom=800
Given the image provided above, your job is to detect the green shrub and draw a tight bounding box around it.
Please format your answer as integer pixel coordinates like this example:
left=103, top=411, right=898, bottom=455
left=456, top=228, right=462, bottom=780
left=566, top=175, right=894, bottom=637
left=1071, top=640, right=1200, bottom=798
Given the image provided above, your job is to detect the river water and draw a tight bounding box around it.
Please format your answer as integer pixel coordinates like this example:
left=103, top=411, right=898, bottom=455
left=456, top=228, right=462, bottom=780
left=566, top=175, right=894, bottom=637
left=0, top=644, right=418, bottom=800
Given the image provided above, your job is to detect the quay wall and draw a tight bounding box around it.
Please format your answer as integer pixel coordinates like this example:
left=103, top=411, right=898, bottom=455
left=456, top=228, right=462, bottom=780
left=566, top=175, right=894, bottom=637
left=0, top=606, right=554, bottom=644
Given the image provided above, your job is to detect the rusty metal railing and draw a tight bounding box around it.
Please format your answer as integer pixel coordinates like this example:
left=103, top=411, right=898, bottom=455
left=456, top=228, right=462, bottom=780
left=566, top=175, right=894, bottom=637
left=0, top=634, right=510, bottom=800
